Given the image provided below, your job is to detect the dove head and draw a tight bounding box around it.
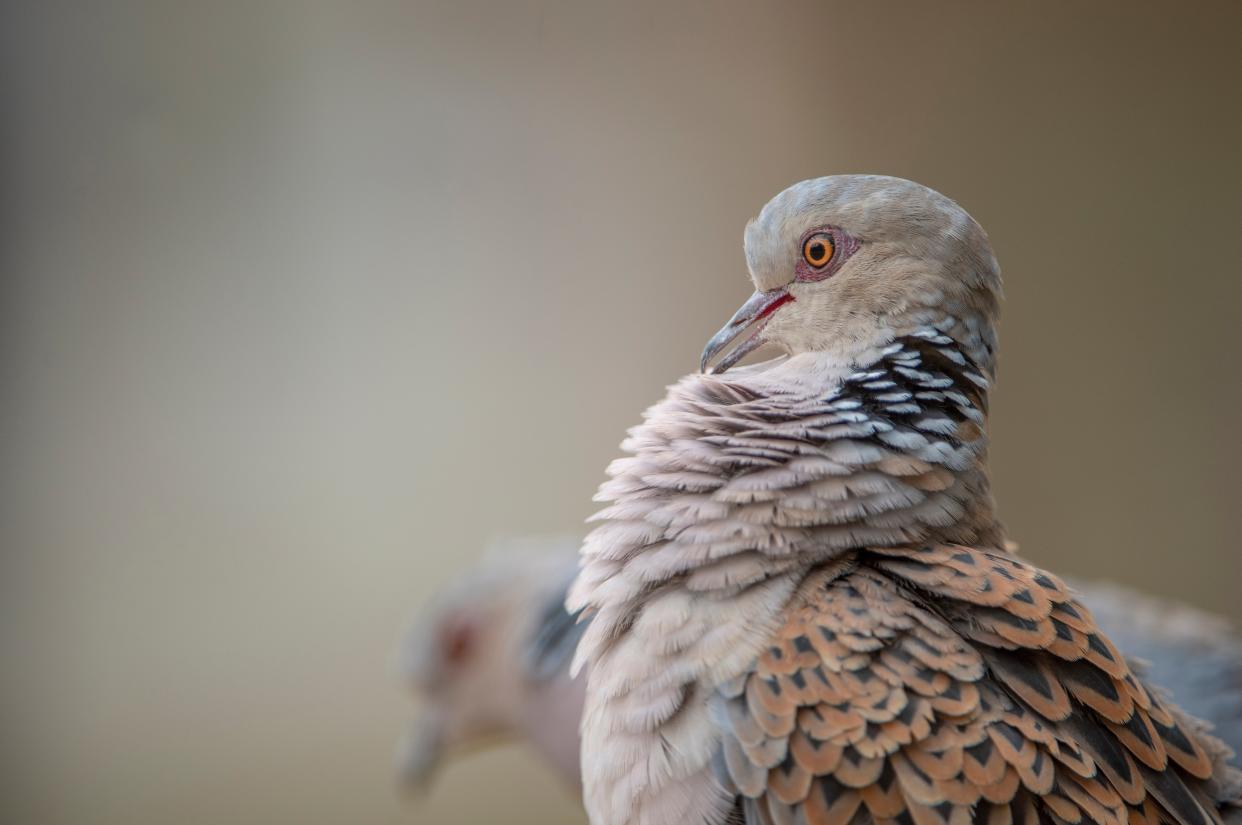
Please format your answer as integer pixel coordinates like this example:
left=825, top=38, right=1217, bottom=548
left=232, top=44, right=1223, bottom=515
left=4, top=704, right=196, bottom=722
left=395, top=540, right=583, bottom=791
left=397, top=593, right=519, bottom=790
left=701, top=175, right=1001, bottom=375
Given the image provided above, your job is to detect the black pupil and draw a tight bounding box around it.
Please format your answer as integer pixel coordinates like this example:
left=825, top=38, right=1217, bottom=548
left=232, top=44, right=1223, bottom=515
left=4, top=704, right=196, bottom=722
left=809, top=242, right=826, bottom=262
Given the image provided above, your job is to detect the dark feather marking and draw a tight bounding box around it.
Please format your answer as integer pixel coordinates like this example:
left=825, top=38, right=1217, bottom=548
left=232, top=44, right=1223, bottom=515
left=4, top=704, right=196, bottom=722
left=1137, top=762, right=1215, bottom=825
left=1061, top=659, right=1121, bottom=703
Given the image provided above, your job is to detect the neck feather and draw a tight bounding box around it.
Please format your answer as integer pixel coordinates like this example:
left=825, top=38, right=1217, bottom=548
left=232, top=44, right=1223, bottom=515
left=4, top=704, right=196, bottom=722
left=570, top=322, right=1004, bottom=656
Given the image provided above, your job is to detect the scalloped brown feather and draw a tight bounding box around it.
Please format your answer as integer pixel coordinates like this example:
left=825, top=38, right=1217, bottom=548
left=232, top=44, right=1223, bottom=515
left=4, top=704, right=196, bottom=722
left=714, top=548, right=1238, bottom=825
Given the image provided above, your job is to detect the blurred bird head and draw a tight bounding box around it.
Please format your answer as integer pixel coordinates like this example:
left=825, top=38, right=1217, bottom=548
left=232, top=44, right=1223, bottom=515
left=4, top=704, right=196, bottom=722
left=397, top=590, right=514, bottom=790
left=701, top=175, right=1002, bottom=375
left=394, top=539, right=580, bottom=791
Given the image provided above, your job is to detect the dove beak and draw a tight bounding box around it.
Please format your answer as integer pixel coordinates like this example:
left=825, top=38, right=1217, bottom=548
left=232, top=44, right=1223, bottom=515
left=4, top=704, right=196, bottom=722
left=397, top=711, right=445, bottom=792
left=700, top=288, right=794, bottom=374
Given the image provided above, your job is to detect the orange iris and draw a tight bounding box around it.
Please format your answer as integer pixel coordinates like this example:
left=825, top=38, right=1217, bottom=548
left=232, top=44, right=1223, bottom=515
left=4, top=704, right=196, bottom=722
left=802, top=233, right=834, bottom=268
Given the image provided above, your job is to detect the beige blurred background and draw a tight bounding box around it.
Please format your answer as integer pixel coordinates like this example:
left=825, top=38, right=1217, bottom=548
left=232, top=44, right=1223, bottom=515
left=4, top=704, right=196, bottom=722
left=3, top=2, right=1241, bottom=824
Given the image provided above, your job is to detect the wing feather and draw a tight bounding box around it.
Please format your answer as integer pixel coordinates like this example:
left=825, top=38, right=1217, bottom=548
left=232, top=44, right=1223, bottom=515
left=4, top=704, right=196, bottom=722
left=714, top=548, right=1240, bottom=825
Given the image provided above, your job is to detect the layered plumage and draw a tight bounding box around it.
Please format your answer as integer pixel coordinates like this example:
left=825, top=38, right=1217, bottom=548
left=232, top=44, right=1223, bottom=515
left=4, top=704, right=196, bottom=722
left=1084, top=585, right=1242, bottom=759
left=568, top=176, right=1241, bottom=825
left=398, top=543, right=1242, bottom=799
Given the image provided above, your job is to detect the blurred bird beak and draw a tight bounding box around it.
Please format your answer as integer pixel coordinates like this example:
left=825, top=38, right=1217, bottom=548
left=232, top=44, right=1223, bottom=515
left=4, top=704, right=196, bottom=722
left=700, top=288, right=794, bottom=374
left=397, top=712, right=445, bottom=792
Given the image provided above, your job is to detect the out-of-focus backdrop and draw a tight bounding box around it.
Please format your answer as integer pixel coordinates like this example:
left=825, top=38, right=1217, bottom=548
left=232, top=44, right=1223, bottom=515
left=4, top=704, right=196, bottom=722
left=3, top=2, right=1241, bottom=824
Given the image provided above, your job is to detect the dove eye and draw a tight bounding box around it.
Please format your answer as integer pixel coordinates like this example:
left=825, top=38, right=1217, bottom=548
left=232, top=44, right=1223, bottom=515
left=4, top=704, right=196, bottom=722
left=802, top=233, right=834, bottom=268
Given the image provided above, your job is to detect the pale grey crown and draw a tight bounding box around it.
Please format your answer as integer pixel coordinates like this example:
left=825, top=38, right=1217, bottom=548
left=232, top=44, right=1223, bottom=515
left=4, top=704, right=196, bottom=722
left=743, top=174, right=1002, bottom=299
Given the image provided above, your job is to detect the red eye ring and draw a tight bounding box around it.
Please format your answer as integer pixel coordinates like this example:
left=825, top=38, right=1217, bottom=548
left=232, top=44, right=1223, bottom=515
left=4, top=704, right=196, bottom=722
left=802, top=233, right=834, bottom=268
